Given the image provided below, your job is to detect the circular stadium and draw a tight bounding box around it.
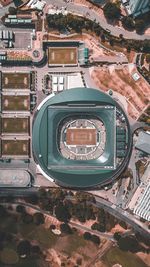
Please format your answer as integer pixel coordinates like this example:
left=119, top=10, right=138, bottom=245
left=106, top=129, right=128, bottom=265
left=32, top=87, right=132, bottom=189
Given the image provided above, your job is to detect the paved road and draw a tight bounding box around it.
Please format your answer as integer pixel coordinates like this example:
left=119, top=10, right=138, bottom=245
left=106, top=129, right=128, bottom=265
left=93, top=196, right=150, bottom=238
left=44, top=0, right=150, bottom=40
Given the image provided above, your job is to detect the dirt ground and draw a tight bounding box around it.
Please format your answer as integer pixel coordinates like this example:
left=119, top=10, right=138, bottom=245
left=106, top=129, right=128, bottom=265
left=91, top=66, right=150, bottom=119
left=136, top=252, right=150, bottom=267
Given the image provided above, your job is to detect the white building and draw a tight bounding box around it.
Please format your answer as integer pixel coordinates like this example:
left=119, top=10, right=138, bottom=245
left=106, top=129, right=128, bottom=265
left=128, top=0, right=150, bottom=17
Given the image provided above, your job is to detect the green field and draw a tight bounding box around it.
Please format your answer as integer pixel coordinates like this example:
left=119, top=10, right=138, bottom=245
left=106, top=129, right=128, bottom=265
left=2, top=95, right=30, bottom=111
left=2, top=139, right=30, bottom=156
left=2, top=72, right=30, bottom=89
left=0, top=248, right=19, bottom=265
left=48, top=47, right=77, bottom=65
left=2, top=117, right=29, bottom=134
left=102, top=247, right=148, bottom=267
left=27, top=225, right=58, bottom=249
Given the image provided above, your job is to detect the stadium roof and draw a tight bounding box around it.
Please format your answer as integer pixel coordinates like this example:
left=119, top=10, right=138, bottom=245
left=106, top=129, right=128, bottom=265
left=32, top=87, right=131, bottom=188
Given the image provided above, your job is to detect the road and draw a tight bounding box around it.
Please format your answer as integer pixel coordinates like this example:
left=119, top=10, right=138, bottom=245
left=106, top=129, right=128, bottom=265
left=93, top=196, right=150, bottom=238
left=43, top=0, right=150, bottom=40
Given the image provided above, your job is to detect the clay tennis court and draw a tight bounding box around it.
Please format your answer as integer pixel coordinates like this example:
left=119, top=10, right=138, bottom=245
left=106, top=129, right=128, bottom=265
left=48, top=47, right=77, bottom=65
left=2, top=140, right=30, bottom=156
left=2, top=95, right=30, bottom=111
left=66, top=128, right=97, bottom=145
left=2, top=72, right=30, bottom=89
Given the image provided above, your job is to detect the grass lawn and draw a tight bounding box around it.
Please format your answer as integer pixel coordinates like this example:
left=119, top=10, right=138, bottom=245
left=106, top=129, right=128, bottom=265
left=102, top=247, right=148, bottom=267
left=2, top=95, right=30, bottom=111
left=0, top=248, right=19, bottom=264
left=27, top=225, right=58, bottom=249
left=0, top=213, right=18, bottom=234
left=48, top=47, right=77, bottom=65
left=2, top=117, right=29, bottom=134
left=2, top=140, right=30, bottom=156
left=61, top=233, right=87, bottom=256
left=14, top=258, right=50, bottom=267
left=18, top=222, right=36, bottom=237
left=2, top=72, right=30, bottom=89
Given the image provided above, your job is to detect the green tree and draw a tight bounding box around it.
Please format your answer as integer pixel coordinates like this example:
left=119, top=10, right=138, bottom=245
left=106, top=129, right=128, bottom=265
left=114, top=232, right=122, bottom=241
left=21, top=213, right=33, bottom=224
left=118, top=236, right=139, bottom=252
left=60, top=223, right=72, bottom=234
left=83, top=232, right=91, bottom=240
left=0, top=205, right=7, bottom=217
left=91, top=235, right=100, bottom=245
left=122, top=16, right=135, bottom=30
left=38, top=188, right=47, bottom=198
left=8, top=7, right=17, bottom=15
left=17, top=240, right=31, bottom=256
left=55, top=204, right=71, bottom=222
left=16, top=205, right=26, bottom=214
left=33, top=212, right=45, bottom=225
left=103, top=3, right=121, bottom=20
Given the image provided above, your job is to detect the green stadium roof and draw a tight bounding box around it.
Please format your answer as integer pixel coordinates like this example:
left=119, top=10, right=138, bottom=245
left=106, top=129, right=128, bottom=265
left=32, top=87, right=131, bottom=188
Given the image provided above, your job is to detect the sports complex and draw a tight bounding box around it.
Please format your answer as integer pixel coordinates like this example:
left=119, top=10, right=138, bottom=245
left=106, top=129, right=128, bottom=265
left=32, top=87, right=132, bottom=189
left=0, top=71, right=32, bottom=160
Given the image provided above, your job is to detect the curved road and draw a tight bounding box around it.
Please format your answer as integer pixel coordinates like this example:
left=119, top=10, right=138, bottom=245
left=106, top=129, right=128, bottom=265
left=93, top=196, right=150, bottom=239
left=44, top=0, right=150, bottom=40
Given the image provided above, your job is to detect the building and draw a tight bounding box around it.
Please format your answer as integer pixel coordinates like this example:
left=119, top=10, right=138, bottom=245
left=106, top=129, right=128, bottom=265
left=128, top=0, right=150, bottom=17
left=132, top=164, right=150, bottom=221
left=32, top=88, right=132, bottom=189
left=135, top=131, right=150, bottom=155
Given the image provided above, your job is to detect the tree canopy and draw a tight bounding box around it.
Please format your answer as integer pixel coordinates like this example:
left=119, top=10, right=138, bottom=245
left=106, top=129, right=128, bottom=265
left=17, top=240, right=31, bottom=256
left=55, top=204, right=71, bottom=222
left=103, top=3, right=121, bottom=20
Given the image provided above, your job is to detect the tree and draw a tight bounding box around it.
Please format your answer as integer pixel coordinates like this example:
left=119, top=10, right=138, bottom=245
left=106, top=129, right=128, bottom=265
left=8, top=7, right=17, bottom=15
left=83, top=232, right=91, bottom=240
left=0, top=205, right=7, bottom=217
left=118, top=236, right=139, bottom=252
left=33, top=212, right=45, bottom=225
left=38, top=188, right=47, bottom=198
left=25, top=194, right=39, bottom=205
left=91, top=222, right=105, bottom=232
left=114, top=232, right=122, bottom=241
left=103, top=3, right=121, bottom=20
left=91, top=235, right=100, bottom=245
left=122, top=16, right=135, bottom=30
left=21, top=213, right=33, bottom=224
left=55, top=204, right=71, bottom=222
left=16, top=205, right=26, bottom=214
left=60, top=223, right=72, bottom=234
left=17, top=240, right=31, bottom=256
left=50, top=224, right=56, bottom=230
